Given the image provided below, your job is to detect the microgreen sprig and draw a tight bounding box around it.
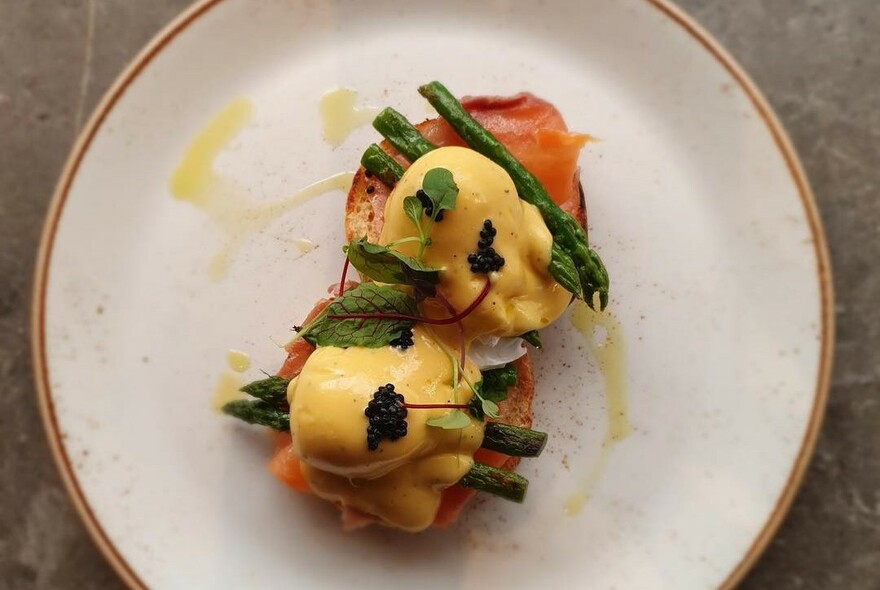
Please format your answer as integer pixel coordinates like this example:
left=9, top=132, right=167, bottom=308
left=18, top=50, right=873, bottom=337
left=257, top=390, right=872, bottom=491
left=401, top=167, right=459, bottom=259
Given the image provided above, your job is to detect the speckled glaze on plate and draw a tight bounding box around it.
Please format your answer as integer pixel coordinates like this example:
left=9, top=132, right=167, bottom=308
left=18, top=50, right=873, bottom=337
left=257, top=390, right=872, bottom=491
left=32, top=0, right=833, bottom=588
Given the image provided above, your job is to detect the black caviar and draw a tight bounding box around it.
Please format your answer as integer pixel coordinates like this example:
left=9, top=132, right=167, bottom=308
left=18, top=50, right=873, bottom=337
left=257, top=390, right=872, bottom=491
left=468, top=219, right=505, bottom=273
left=416, top=189, right=444, bottom=221
left=365, top=384, right=408, bottom=451
left=389, top=327, right=414, bottom=350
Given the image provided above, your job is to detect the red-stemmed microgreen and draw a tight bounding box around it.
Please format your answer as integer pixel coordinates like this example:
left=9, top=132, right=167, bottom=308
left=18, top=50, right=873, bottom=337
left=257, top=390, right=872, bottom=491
left=421, top=325, right=500, bottom=424
left=337, top=256, right=350, bottom=297
left=404, top=402, right=471, bottom=410
left=300, top=283, right=418, bottom=348
left=384, top=236, right=423, bottom=249
left=402, top=196, right=432, bottom=259
left=327, top=277, right=490, bottom=326
left=402, top=167, right=459, bottom=259
left=426, top=409, right=472, bottom=429
left=344, top=237, right=440, bottom=287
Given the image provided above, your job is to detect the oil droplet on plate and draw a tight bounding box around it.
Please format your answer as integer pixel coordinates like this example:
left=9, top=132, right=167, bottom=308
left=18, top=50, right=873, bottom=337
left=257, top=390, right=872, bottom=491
left=565, top=296, right=631, bottom=515
left=571, top=299, right=632, bottom=441
left=227, top=349, right=251, bottom=373
left=169, top=97, right=352, bottom=279
left=170, top=98, right=253, bottom=203
left=563, top=444, right=614, bottom=516
left=319, top=88, right=379, bottom=148
left=212, top=372, right=244, bottom=412
left=293, top=238, right=315, bottom=253
left=564, top=491, right=587, bottom=516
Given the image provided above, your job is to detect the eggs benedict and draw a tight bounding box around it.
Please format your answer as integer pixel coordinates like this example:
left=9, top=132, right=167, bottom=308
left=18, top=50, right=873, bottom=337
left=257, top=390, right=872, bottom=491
left=221, top=81, right=609, bottom=532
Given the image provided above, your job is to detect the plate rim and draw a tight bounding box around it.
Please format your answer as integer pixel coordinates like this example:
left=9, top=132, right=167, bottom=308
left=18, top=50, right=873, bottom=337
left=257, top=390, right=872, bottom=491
left=30, top=1, right=835, bottom=588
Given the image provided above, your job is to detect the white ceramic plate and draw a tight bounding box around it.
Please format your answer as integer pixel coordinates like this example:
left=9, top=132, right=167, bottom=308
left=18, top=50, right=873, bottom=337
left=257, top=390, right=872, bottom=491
left=34, top=1, right=833, bottom=588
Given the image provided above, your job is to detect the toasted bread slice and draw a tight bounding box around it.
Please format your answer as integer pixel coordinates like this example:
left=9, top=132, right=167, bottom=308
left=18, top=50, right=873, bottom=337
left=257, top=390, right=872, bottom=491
left=496, top=355, right=534, bottom=472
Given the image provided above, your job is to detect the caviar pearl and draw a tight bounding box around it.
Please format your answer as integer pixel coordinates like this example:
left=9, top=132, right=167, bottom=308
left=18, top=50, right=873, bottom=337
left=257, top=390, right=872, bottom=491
left=389, top=327, right=414, bottom=350
left=364, top=384, right=408, bottom=451
left=469, top=219, right=504, bottom=273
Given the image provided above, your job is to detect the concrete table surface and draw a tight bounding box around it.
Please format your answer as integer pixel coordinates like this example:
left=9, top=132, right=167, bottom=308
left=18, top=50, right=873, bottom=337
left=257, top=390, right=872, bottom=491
left=1, top=1, right=877, bottom=588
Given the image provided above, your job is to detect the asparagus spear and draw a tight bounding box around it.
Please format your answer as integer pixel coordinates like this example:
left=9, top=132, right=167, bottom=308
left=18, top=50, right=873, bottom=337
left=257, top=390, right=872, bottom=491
left=221, top=400, right=290, bottom=431
left=372, top=107, right=437, bottom=162
left=360, top=143, right=405, bottom=186
left=239, top=376, right=289, bottom=406
left=550, top=241, right=584, bottom=299
left=482, top=423, right=547, bottom=457
left=418, top=81, right=609, bottom=309
left=520, top=329, right=542, bottom=349
left=459, top=462, right=528, bottom=502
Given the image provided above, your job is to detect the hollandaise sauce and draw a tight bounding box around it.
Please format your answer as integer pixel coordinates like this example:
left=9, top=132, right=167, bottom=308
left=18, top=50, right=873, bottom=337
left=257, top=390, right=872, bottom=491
left=380, top=146, right=572, bottom=339
left=287, top=326, right=483, bottom=531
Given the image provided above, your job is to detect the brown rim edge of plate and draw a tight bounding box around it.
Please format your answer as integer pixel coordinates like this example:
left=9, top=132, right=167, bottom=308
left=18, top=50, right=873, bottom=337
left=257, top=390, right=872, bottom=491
left=30, top=0, right=835, bottom=588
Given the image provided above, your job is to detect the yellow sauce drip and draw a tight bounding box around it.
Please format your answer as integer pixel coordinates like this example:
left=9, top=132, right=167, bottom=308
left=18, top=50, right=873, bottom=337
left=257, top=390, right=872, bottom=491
left=319, top=88, right=379, bottom=148
left=169, top=97, right=353, bottom=279
left=571, top=300, right=631, bottom=441
left=211, top=372, right=244, bottom=412
left=227, top=349, right=251, bottom=373
left=170, top=98, right=254, bottom=202
left=565, top=298, right=631, bottom=515
left=563, top=444, right=613, bottom=516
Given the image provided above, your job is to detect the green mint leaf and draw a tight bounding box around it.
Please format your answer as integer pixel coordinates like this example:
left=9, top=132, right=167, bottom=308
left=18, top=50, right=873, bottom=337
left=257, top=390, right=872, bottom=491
left=520, top=330, right=542, bottom=349
left=403, top=196, right=423, bottom=227
left=345, top=237, right=439, bottom=287
left=302, top=283, right=417, bottom=348
left=422, top=167, right=458, bottom=217
left=426, top=409, right=472, bottom=430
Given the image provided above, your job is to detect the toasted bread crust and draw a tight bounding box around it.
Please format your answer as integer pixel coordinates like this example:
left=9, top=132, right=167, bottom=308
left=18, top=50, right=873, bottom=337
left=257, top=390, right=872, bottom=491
left=496, top=354, right=535, bottom=472
left=344, top=127, right=423, bottom=244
